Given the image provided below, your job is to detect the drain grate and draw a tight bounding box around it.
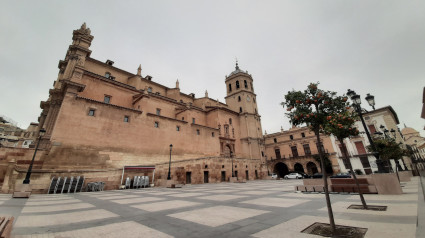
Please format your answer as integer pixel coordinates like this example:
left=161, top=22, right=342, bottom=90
left=302, top=222, right=367, bottom=237
left=348, top=204, right=387, bottom=211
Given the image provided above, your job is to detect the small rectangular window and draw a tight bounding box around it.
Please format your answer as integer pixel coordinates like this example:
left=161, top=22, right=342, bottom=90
left=301, top=132, right=305, bottom=138
left=156, top=108, right=161, bottom=116
left=212, top=132, right=215, bottom=137
left=192, top=118, right=195, bottom=124
left=290, top=135, right=294, bottom=140
left=154, top=122, right=159, bottom=128
left=196, top=129, right=200, bottom=135
left=176, top=126, right=180, bottom=131
left=104, top=95, right=111, bottom=104
left=88, top=109, right=95, bottom=116
left=274, top=138, right=277, bottom=143
left=124, top=116, right=129, bottom=122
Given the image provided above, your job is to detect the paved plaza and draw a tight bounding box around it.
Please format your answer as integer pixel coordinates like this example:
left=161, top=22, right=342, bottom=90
left=0, top=178, right=421, bottom=237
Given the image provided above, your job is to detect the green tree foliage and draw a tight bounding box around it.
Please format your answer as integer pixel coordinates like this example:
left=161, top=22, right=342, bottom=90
left=323, top=111, right=359, bottom=140
left=366, top=137, right=408, bottom=161
left=281, top=83, right=349, bottom=132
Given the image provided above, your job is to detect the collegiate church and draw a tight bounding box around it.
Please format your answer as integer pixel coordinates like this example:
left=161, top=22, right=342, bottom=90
left=1, top=23, right=267, bottom=191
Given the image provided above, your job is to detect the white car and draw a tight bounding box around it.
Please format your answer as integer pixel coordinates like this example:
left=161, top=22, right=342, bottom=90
left=271, top=173, right=278, bottom=179
left=284, top=173, right=303, bottom=179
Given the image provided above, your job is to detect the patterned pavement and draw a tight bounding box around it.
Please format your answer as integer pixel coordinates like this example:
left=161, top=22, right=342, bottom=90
left=0, top=178, right=419, bottom=237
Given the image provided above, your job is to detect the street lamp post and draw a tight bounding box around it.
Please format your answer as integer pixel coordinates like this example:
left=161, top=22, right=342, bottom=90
left=167, top=144, right=172, bottom=180
left=23, top=129, right=46, bottom=184
left=347, top=89, right=386, bottom=173
left=377, top=125, right=404, bottom=172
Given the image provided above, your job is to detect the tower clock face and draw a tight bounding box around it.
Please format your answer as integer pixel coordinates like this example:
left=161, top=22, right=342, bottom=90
left=246, top=96, right=251, bottom=102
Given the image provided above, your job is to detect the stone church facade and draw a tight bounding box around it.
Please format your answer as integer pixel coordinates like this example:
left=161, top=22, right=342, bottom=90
left=1, top=23, right=267, bottom=193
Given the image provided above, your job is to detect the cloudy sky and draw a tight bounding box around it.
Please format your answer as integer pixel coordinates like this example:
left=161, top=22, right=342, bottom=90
left=1, top=1, right=424, bottom=136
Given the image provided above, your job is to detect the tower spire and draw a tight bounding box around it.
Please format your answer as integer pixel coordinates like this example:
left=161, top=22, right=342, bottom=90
left=137, top=64, right=141, bottom=76
left=235, top=57, right=239, bottom=70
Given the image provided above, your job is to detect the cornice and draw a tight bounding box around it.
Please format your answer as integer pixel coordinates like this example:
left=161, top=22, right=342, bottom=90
left=146, top=113, right=188, bottom=123
left=225, top=89, right=257, bottom=98
left=83, top=70, right=138, bottom=92
left=191, top=123, right=219, bottom=130
left=205, top=106, right=239, bottom=116
left=75, top=95, right=142, bottom=113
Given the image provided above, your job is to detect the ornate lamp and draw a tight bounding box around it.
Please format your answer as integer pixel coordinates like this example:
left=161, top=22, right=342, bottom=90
left=365, top=93, right=375, bottom=110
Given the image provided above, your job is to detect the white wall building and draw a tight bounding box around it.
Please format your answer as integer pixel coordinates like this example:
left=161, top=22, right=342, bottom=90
left=331, top=106, right=409, bottom=175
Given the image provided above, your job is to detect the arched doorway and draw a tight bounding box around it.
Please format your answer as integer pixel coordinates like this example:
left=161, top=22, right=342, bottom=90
left=294, top=163, right=304, bottom=173
left=306, top=162, right=318, bottom=175
left=274, top=162, right=289, bottom=178
left=224, top=145, right=231, bottom=157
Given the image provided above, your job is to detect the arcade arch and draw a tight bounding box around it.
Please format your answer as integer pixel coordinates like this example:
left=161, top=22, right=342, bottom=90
left=274, top=162, right=289, bottom=178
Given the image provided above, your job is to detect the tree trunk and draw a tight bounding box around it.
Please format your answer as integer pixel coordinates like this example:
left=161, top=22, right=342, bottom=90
left=316, top=129, right=335, bottom=232
left=339, top=138, right=368, bottom=209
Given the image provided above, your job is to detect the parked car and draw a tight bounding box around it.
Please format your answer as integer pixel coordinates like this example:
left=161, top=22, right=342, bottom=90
left=298, top=172, right=311, bottom=178
left=287, top=171, right=310, bottom=178
left=330, top=173, right=352, bottom=178
left=284, top=173, right=303, bottom=179
left=312, top=173, right=323, bottom=179
left=271, top=173, right=278, bottom=179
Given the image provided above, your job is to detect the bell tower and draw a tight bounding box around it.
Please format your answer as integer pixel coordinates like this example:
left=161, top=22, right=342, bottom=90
left=225, top=62, right=264, bottom=160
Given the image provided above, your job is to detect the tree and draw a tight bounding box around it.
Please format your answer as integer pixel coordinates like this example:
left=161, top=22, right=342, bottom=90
left=323, top=109, right=369, bottom=209
left=366, top=137, right=408, bottom=173
left=282, top=82, right=344, bottom=232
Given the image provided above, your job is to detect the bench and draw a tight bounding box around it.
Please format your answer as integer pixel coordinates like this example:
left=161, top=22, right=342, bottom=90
left=0, top=216, right=14, bottom=238
left=330, top=178, right=375, bottom=194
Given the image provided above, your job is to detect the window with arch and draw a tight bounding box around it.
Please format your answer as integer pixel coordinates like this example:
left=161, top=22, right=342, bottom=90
left=239, top=107, right=243, bottom=113
left=244, top=80, right=248, bottom=88
left=228, top=83, right=232, bottom=92
left=238, top=96, right=241, bottom=102
left=250, top=82, right=253, bottom=91
left=229, top=118, right=232, bottom=125
left=236, top=80, right=240, bottom=89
